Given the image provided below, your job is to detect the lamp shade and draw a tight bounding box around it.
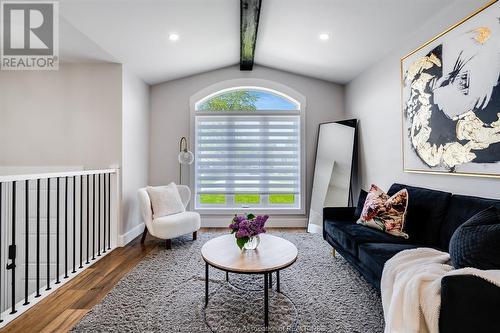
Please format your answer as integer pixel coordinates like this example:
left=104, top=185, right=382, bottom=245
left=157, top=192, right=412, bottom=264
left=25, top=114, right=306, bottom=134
left=178, top=150, right=194, bottom=165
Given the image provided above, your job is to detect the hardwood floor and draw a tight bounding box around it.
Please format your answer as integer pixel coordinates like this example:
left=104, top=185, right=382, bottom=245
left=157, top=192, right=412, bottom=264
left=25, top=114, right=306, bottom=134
left=2, top=227, right=305, bottom=333
left=2, top=236, right=158, bottom=333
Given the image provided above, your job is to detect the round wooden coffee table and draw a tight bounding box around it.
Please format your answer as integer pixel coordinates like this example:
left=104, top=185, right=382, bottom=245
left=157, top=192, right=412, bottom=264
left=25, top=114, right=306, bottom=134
left=201, top=234, right=298, bottom=329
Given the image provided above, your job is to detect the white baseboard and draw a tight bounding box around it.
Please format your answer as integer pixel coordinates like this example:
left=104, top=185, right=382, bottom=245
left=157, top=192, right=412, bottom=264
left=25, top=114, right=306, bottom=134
left=119, top=217, right=307, bottom=245
left=201, top=216, right=308, bottom=228
left=307, top=223, right=322, bottom=234
left=119, top=223, right=145, bottom=246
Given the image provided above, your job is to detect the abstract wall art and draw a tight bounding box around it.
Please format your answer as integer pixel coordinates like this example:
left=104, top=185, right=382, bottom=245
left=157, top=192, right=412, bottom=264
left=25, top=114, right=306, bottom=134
left=401, top=1, right=500, bottom=178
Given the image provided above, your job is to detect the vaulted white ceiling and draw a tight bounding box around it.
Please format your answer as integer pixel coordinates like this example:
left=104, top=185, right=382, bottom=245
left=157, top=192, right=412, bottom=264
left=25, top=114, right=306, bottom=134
left=59, top=0, right=474, bottom=85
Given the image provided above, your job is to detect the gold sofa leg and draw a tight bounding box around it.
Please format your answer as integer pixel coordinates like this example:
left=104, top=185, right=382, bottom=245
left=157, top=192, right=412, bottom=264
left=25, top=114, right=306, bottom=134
left=332, top=248, right=336, bottom=258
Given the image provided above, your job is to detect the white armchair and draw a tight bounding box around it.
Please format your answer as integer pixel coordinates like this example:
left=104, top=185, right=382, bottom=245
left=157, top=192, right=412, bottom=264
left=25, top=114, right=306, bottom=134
left=138, top=185, right=201, bottom=249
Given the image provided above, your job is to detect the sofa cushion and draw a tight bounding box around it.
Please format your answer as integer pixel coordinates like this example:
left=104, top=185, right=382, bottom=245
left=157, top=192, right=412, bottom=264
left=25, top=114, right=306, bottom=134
left=324, top=219, right=413, bottom=257
left=152, top=211, right=201, bottom=239
left=358, top=243, right=420, bottom=278
left=449, top=206, right=500, bottom=270
left=440, top=195, right=500, bottom=250
left=324, top=219, right=359, bottom=257
left=388, top=183, right=451, bottom=247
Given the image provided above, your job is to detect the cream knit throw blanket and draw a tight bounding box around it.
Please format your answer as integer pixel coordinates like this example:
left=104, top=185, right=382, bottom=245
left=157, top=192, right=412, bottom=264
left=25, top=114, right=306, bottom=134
left=381, top=248, right=500, bottom=333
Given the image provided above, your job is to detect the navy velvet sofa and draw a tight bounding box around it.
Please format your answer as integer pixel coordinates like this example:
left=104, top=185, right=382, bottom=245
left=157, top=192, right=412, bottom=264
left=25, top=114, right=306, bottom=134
left=323, top=183, right=500, bottom=333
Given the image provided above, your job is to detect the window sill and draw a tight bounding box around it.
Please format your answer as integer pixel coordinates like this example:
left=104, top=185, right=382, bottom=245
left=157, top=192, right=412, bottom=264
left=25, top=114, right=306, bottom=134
left=195, top=207, right=305, bottom=215
left=200, top=214, right=308, bottom=228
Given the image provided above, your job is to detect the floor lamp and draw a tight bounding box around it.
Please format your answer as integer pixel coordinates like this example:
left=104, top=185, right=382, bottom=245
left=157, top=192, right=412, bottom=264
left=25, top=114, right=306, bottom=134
left=178, top=136, right=194, bottom=184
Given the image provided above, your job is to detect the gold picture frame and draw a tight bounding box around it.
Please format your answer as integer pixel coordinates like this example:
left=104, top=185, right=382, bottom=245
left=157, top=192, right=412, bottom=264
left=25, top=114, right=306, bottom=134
left=401, top=0, right=500, bottom=179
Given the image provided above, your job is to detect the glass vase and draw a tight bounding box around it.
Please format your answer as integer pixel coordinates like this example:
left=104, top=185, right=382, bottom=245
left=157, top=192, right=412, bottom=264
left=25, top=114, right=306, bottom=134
left=244, top=235, right=260, bottom=250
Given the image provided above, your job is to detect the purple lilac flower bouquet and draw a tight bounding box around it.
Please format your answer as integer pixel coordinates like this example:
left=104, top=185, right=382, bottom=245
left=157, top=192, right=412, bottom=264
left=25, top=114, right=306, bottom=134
left=229, top=213, right=269, bottom=250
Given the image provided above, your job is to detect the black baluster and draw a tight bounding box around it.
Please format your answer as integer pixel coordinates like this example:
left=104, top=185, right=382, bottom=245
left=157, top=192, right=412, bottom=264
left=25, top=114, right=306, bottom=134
left=103, top=174, right=106, bottom=254
left=64, top=177, right=68, bottom=279
left=72, top=176, right=76, bottom=273
left=86, top=175, right=89, bottom=265
left=92, top=174, right=95, bottom=260
left=55, top=178, right=60, bottom=284
left=98, top=174, right=101, bottom=257
left=79, top=175, right=83, bottom=269
left=23, top=180, right=29, bottom=305
left=107, top=173, right=111, bottom=250
left=35, top=179, right=40, bottom=297
left=46, top=178, right=51, bottom=290
left=9, top=182, right=17, bottom=314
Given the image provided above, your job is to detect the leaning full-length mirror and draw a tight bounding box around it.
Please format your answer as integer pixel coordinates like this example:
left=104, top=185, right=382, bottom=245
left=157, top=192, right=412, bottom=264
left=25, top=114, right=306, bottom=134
left=308, top=120, right=357, bottom=233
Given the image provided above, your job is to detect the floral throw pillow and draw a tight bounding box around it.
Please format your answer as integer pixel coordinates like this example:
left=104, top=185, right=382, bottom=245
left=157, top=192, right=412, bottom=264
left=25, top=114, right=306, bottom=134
left=356, top=184, right=409, bottom=239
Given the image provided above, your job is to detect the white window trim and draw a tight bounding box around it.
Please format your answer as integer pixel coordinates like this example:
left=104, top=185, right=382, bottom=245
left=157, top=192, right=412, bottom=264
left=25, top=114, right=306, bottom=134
left=189, top=78, right=306, bottom=216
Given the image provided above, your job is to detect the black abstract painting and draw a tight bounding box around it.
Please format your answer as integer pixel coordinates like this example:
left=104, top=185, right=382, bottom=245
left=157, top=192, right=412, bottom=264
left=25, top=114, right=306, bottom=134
left=402, top=1, right=500, bottom=177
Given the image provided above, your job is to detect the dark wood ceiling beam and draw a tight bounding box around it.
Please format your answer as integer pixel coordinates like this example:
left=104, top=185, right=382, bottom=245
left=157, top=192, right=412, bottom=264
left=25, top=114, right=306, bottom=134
left=240, top=0, right=262, bottom=71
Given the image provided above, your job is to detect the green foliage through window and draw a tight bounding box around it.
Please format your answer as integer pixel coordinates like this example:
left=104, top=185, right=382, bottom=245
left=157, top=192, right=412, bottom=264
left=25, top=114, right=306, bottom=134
left=200, top=194, right=226, bottom=204
left=196, top=88, right=299, bottom=111
left=199, top=193, right=296, bottom=206
left=269, top=194, right=295, bottom=204
left=198, top=91, right=258, bottom=111
left=234, top=194, right=260, bottom=204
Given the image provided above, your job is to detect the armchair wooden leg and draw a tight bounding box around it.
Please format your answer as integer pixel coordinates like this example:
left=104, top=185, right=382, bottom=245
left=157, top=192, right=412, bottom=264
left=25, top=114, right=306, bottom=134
left=165, top=239, right=172, bottom=250
left=141, top=228, right=148, bottom=244
left=193, top=231, right=197, bottom=241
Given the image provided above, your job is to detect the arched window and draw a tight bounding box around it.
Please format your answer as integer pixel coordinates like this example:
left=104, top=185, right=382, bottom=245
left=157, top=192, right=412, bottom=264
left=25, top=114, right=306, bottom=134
left=192, top=86, right=304, bottom=213
left=195, top=87, right=300, bottom=111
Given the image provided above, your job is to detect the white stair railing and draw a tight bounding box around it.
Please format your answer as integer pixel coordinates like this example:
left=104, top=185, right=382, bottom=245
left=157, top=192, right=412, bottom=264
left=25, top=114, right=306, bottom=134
left=0, top=168, right=120, bottom=327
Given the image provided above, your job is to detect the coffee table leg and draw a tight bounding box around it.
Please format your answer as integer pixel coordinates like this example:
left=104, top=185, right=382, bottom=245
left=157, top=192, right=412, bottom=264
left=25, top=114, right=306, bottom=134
left=205, top=262, right=209, bottom=306
left=264, top=272, right=269, bottom=329
left=269, top=272, right=272, bottom=288
left=277, top=270, right=280, bottom=293
left=226, top=271, right=229, bottom=282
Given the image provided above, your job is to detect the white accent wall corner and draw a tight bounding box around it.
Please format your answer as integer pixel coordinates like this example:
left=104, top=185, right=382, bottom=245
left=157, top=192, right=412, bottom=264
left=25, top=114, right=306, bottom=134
left=345, top=0, right=500, bottom=200
left=121, top=68, right=151, bottom=240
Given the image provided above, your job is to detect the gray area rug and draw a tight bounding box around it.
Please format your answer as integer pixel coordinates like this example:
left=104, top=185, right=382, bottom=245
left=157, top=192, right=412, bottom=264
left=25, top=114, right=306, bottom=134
left=72, top=232, right=384, bottom=332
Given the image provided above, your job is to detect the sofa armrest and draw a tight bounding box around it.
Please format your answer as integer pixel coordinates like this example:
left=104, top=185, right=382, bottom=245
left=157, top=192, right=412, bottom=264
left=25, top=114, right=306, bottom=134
left=323, top=207, right=357, bottom=222
left=322, top=207, right=356, bottom=240
left=440, top=274, right=500, bottom=333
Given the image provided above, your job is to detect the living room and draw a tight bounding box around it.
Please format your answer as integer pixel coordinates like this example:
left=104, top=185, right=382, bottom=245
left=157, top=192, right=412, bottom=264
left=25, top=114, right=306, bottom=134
left=0, top=0, right=499, bottom=332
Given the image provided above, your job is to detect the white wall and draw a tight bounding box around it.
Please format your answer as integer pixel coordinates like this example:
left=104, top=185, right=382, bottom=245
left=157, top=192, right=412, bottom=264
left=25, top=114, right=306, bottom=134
left=121, top=69, right=150, bottom=241
left=345, top=1, right=500, bottom=200
left=150, top=65, right=345, bottom=225
left=0, top=63, right=122, bottom=170
left=0, top=63, right=151, bottom=244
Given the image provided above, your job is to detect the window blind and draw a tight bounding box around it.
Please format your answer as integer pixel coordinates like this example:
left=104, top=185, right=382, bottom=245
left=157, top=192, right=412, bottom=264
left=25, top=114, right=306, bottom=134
left=195, top=115, right=300, bottom=196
